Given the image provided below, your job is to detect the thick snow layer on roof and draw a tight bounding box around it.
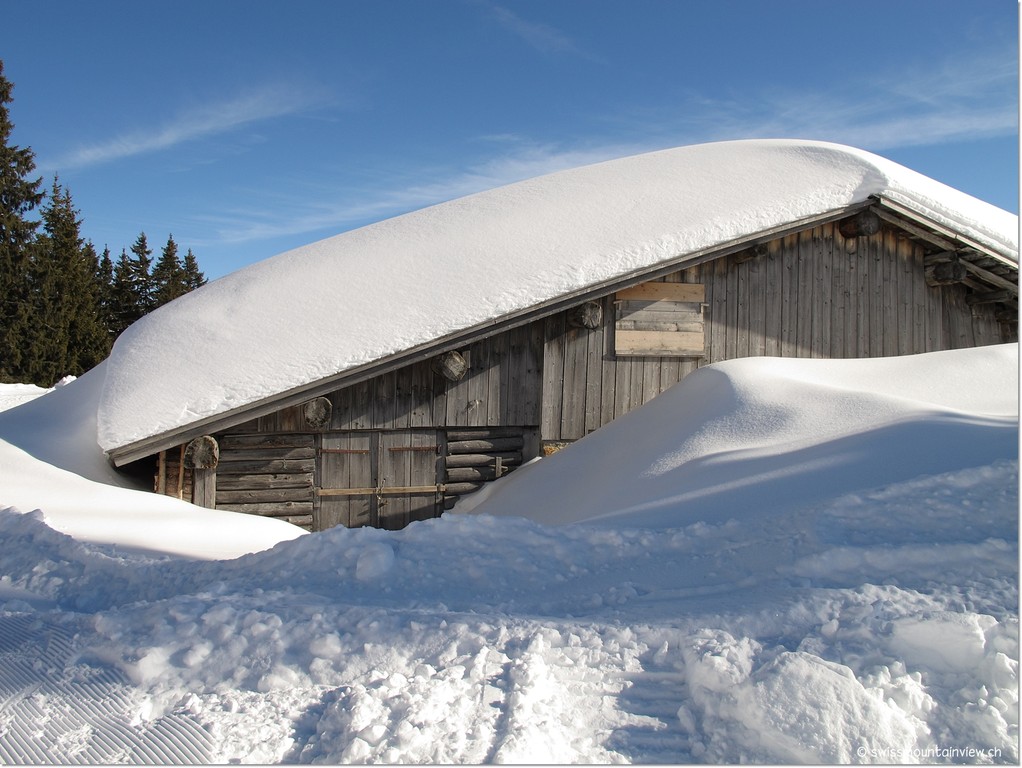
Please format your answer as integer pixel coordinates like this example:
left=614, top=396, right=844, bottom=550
left=97, top=139, right=1019, bottom=452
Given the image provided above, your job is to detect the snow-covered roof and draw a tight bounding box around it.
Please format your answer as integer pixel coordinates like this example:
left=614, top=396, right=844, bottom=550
left=98, top=139, right=1019, bottom=457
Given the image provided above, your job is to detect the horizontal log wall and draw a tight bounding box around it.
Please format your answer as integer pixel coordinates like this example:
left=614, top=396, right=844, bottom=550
left=214, top=433, right=316, bottom=529
left=541, top=220, right=1010, bottom=442
left=442, top=427, right=524, bottom=508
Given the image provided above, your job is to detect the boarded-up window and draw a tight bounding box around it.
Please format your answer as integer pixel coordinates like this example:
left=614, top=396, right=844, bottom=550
left=614, top=282, right=705, bottom=357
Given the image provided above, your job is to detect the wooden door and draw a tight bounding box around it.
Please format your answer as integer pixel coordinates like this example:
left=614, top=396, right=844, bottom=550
left=318, top=432, right=374, bottom=529
left=378, top=431, right=442, bottom=529
left=317, top=430, right=441, bottom=531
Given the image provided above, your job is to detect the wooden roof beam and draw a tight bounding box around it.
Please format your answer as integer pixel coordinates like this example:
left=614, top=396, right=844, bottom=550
left=966, top=289, right=1016, bottom=306
left=872, top=196, right=1018, bottom=267
left=960, top=259, right=1018, bottom=295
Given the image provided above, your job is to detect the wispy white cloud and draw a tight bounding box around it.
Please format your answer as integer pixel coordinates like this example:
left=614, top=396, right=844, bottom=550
left=47, top=82, right=327, bottom=170
left=192, top=139, right=644, bottom=247
left=633, top=50, right=1018, bottom=151
left=194, top=48, right=1017, bottom=248
left=472, top=0, right=593, bottom=58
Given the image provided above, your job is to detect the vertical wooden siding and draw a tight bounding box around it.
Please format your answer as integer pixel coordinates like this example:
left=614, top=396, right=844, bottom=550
left=540, top=221, right=1008, bottom=441
left=320, top=322, right=545, bottom=432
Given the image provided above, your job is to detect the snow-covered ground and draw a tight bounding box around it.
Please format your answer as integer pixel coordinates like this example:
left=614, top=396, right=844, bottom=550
left=0, top=344, right=1016, bottom=764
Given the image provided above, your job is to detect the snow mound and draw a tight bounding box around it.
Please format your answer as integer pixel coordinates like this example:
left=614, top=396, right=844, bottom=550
left=0, top=382, right=52, bottom=412
left=97, top=139, right=1019, bottom=453
left=0, top=458, right=1015, bottom=763
left=464, top=344, right=1019, bottom=527
left=0, top=363, right=306, bottom=560
left=0, top=363, right=133, bottom=487
left=0, top=438, right=304, bottom=559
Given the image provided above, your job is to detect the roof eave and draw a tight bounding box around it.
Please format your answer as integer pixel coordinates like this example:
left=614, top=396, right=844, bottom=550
left=872, top=195, right=1019, bottom=267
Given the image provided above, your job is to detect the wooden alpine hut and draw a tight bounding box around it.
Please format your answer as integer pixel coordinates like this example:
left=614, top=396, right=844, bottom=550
left=97, top=140, right=1018, bottom=531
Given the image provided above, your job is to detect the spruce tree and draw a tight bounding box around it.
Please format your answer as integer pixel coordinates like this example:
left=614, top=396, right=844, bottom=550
left=25, top=178, right=74, bottom=384
left=109, top=248, right=138, bottom=337
left=181, top=248, right=206, bottom=291
left=128, top=232, right=155, bottom=314
left=73, top=241, right=111, bottom=371
left=26, top=178, right=110, bottom=384
left=0, top=60, right=43, bottom=382
left=108, top=232, right=159, bottom=336
left=96, top=245, right=115, bottom=336
left=152, top=234, right=186, bottom=306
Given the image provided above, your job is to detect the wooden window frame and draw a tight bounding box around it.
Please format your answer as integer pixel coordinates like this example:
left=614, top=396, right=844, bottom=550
left=613, top=281, right=706, bottom=358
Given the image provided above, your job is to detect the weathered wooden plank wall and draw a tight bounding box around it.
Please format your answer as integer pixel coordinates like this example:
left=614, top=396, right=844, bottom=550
left=213, top=433, right=316, bottom=528
left=210, top=326, right=546, bottom=529
left=539, top=221, right=1009, bottom=442
left=317, top=325, right=546, bottom=433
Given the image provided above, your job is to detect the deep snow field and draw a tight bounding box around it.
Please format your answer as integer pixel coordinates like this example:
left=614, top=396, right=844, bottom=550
left=0, top=344, right=1017, bottom=764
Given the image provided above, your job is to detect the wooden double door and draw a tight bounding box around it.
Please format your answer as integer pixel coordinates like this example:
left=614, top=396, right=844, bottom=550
left=316, top=430, right=442, bottom=530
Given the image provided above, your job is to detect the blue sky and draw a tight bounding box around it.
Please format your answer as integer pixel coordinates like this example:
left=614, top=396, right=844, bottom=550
left=4, top=0, right=1018, bottom=280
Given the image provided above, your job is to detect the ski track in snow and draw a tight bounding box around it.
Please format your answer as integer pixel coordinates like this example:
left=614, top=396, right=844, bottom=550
left=0, top=614, right=211, bottom=764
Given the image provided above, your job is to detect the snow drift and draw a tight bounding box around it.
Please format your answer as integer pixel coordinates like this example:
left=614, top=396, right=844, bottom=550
left=0, top=366, right=306, bottom=560
left=96, top=139, right=1019, bottom=453
left=462, top=344, right=1019, bottom=527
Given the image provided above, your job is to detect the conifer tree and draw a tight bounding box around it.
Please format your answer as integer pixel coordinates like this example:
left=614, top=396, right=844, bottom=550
left=0, top=60, right=43, bottom=381
left=109, top=248, right=138, bottom=337
left=25, top=178, right=75, bottom=383
left=0, top=60, right=211, bottom=377
left=73, top=241, right=111, bottom=371
left=96, top=245, right=115, bottom=335
left=128, top=232, right=155, bottom=314
left=181, top=248, right=206, bottom=291
left=108, top=232, right=162, bottom=336
left=26, top=178, right=110, bottom=383
left=152, top=234, right=186, bottom=305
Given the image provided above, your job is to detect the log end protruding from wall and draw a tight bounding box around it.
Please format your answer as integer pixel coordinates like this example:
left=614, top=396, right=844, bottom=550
left=304, top=396, right=333, bottom=428
left=925, top=258, right=968, bottom=287
left=184, top=435, right=219, bottom=469
left=433, top=350, right=469, bottom=381
left=568, top=301, right=604, bottom=330
left=838, top=210, right=881, bottom=238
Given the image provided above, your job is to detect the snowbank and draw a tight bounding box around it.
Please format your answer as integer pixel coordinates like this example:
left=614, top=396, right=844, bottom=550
left=0, top=344, right=1016, bottom=763
left=0, top=372, right=306, bottom=560
left=463, top=344, right=1019, bottom=527
left=0, top=460, right=1015, bottom=762
left=0, top=438, right=304, bottom=560
left=0, top=364, right=135, bottom=488
left=0, top=381, right=52, bottom=412
left=96, top=139, right=1019, bottom=453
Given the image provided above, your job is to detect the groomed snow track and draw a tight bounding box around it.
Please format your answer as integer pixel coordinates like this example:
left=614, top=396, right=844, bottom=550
left=0, top=614, right=212, bottom=764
